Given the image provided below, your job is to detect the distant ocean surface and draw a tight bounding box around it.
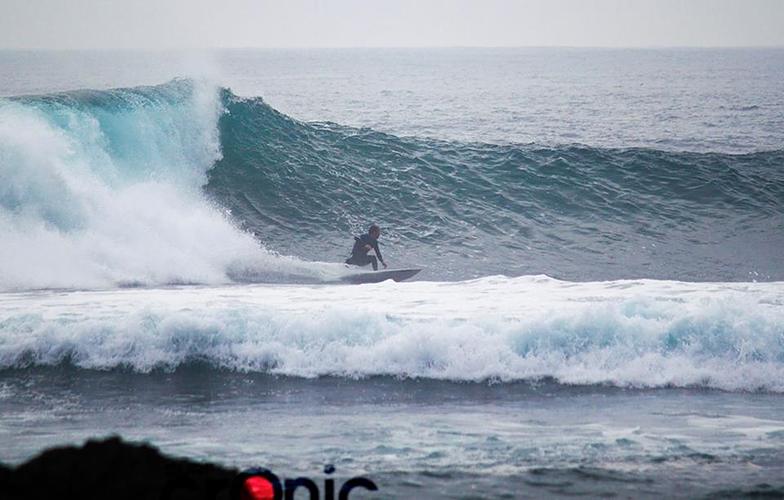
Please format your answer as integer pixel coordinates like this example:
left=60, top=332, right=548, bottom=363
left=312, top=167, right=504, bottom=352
left=1, top=49, right=783, bottom=498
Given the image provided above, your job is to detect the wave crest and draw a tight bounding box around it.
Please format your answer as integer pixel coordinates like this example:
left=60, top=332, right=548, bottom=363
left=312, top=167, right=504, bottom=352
left=0, top=80, right=342, bottom=290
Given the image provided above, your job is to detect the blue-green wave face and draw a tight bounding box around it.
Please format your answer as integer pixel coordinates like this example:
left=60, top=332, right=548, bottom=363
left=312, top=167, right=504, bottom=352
left=1, top=79, right=783, bottom=290
left=208, top=89, right=784, bottom=281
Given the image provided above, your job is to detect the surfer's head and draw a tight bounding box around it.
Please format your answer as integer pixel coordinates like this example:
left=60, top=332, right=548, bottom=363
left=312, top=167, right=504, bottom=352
left=369, top=224, right=381, bottom=238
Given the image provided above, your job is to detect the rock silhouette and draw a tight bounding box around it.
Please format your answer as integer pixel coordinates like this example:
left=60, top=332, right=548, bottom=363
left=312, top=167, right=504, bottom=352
left=0, top=437, right=236, bottom=500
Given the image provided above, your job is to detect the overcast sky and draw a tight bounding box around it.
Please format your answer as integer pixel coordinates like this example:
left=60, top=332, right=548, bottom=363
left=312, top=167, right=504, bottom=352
left=1, top=0, right=783, bottom=49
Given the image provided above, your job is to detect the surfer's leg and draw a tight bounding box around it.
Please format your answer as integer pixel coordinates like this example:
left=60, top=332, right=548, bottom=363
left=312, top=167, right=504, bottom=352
left=347, top=255, right=373, bottom=268
left=346, top=256, right=364, bottom=266
left=369, top=255, right=378, bottom=271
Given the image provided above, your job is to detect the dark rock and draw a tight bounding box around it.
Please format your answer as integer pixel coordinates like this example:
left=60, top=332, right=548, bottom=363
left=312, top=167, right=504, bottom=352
left=0, top=436, right=237, bottom=500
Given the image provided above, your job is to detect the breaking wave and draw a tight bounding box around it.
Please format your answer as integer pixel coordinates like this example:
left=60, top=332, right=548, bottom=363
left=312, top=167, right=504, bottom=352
left=1, top=79, right=783, bottom=290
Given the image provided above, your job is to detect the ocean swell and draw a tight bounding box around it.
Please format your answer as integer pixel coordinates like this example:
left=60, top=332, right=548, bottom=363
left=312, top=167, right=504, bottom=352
left=211, top=90, right=784, bottom=281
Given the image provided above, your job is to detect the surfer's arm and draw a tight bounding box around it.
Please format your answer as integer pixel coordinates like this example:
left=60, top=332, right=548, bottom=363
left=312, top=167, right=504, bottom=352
left=373, top=241, right=387, bottom=268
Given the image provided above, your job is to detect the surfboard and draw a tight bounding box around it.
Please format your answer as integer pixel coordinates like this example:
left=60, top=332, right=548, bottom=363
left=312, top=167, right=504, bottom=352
left=341, top=268, right=422, bottom=284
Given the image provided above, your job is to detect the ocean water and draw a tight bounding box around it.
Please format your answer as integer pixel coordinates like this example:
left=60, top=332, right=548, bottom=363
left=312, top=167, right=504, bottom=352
left=1, top=48, right=783, bottom=498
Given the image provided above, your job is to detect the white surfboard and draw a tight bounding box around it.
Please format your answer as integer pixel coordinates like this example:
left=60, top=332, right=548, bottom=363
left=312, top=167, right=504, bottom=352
left=340, top=268, right=422, bottom=284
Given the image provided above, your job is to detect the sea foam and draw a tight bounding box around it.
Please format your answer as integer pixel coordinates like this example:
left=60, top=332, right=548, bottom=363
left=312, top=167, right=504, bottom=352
left=0, top=80, right=340, bottom=290
left=1, top=276, right=782, bottom=392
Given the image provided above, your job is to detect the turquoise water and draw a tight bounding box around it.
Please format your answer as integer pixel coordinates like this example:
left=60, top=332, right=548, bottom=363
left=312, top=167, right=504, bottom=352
left=2, top=77, right=782, bottom=285
left=1, top=49, right=783, bottom=498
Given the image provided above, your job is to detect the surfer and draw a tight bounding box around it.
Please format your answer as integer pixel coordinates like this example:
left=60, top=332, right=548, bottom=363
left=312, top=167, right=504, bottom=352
left=345, top=224, right=388, bottom=271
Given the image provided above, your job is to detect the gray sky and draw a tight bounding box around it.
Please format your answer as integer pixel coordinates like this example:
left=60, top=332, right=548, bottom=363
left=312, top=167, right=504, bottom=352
left=1, top=0, right=783, bottom=49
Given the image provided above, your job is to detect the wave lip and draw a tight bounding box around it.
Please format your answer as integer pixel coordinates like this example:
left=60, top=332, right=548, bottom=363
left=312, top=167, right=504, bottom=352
left=0, top=80, right=344, bottom=291
left=1, top=277, right=783, bottom=393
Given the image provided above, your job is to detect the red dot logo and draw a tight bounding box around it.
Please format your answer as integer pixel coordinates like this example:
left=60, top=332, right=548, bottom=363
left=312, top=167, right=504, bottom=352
left=241, top=476, right=275, bottom=500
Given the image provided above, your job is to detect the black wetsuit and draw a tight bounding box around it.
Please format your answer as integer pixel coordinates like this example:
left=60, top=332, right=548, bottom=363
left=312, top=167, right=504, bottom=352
left=345, top=233, right=384, bottom=270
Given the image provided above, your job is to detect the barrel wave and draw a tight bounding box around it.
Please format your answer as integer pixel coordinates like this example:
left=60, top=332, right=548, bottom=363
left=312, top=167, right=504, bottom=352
left=2, top=79, right=783, bottom=288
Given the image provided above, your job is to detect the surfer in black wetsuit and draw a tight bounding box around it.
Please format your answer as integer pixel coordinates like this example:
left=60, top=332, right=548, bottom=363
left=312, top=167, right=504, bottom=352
left=345, top=224, right=388, bottom=271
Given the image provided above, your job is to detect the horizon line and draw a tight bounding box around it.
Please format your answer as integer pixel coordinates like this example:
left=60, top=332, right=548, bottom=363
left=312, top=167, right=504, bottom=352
left=2, top=44, right=784, bottom=52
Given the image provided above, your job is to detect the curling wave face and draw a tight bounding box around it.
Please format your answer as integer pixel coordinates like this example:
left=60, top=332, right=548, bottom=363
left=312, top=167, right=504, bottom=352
left=210, top=88, right=784, bottom=281
left=1, top=79, right=783, bottom=291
